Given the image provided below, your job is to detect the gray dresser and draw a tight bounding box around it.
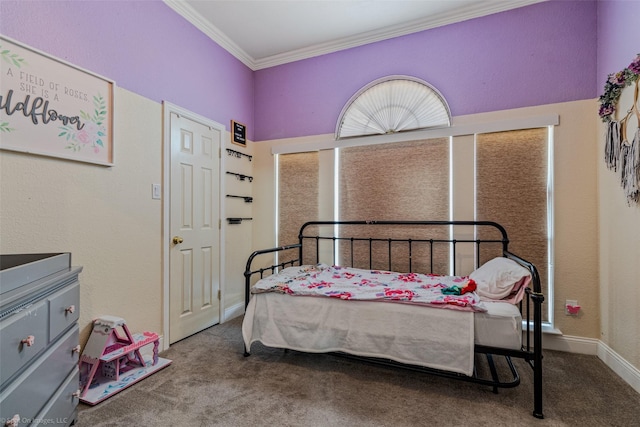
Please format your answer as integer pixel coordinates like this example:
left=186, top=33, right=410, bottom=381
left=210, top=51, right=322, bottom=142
left=0, top=253, right=82, bottom=427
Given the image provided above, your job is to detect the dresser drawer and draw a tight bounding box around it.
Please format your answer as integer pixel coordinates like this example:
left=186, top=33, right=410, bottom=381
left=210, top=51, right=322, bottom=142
left=33, top=368, right=80, bottom=427
left=48, top=281, right=79, bottom=342
left=0, top=300, right=48, bottom=386
left=0, top=326, right=79, bottom=424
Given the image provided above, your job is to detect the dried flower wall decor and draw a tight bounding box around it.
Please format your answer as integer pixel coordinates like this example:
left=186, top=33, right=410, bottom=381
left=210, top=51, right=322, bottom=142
left=600, top=54, right=640, bottom=205
left=599, top=54, right=640, bottom=122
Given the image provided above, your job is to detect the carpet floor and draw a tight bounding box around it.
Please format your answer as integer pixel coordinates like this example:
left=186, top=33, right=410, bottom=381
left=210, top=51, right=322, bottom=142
left=78, top=316, right=640, bottom=426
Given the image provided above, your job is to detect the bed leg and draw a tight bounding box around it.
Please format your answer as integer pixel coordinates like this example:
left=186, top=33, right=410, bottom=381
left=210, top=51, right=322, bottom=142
left=532, top=358, right=543, bottom=418
left=485, top=354, right=499, bottom=394
left=532, top=292, right=544, bottom=419
left=532, top=355, right=543, bottom=418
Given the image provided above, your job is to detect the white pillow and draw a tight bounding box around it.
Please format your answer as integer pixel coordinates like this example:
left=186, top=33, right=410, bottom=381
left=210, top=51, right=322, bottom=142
left=469, top=257, right=531, bottom=301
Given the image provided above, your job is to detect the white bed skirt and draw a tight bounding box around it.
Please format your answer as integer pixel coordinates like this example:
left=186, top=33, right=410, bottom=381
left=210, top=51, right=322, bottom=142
left=242, top=292, right=475, bottom=376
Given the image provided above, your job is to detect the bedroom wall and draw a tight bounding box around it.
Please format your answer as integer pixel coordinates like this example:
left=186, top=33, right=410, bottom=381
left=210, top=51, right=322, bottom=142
left=0, top=1, right=254, bottom=345
left=596, top=0, right=640, bottom=372
left=254, top=0, right=597, bottom=141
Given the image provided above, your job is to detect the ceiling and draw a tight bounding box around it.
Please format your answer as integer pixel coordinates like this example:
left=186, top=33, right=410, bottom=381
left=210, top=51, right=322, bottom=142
left=165, top=0, right=546, bottom=70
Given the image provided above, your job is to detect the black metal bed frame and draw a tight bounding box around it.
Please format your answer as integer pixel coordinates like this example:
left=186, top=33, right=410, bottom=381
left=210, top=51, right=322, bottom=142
left=243, top=220, right=544, bottom=419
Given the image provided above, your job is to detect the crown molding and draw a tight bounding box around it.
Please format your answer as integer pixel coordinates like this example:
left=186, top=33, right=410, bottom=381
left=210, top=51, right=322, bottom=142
left=163, top=0, right=255, bottom=69
left=165, top=0, right=547, bottom=71
left=254, top=0, right=547, bottom=70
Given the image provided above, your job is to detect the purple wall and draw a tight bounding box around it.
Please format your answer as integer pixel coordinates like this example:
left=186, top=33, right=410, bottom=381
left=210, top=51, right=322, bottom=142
left=254, top=0, right=598, bottom=141
left=1, top=1, right=605, bottom=143
left=597, top=0, right=640, bottom=90
left=0, top=0, right=254, bottom=139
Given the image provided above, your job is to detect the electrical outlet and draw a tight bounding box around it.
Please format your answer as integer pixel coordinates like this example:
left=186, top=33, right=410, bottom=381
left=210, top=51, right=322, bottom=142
left=565, top=299, right=580, bottom=315
left=152, top=184, right=161, bottom=200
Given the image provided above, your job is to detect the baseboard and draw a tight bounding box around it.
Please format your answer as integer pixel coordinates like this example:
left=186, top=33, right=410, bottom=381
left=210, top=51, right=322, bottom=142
left=223, top=301, right=245, bottom=323
left=540, top=333, right=640, bottom=395
left=541, top=333, right=599, bottom=355
left=160, top=303, right=244, bottom=352
left=597, top=341, right=640, bottom=394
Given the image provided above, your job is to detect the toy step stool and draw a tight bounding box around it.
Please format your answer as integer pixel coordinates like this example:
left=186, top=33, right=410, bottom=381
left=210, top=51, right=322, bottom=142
left=79, top=315, right=171, bottom=405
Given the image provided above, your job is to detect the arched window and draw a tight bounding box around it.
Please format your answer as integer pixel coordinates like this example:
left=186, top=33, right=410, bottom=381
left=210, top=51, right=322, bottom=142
left=335, top=75, right=451, bottom=139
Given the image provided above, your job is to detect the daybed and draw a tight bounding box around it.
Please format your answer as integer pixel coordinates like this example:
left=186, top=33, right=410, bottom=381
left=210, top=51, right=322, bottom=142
left=242, top=220, right=544, bottom=418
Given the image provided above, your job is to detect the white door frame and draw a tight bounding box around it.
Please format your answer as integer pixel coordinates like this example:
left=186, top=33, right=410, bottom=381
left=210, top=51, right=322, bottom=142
left=162, top=101, right=226, bottom=350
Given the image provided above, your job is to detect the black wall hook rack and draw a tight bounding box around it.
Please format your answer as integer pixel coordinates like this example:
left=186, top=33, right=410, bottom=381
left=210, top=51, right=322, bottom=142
left=226, top=171, right=253, bottom=182
left=226, top=194, right=253, bottom=203
left=226, top=148, right=252, bottom=161
left=226, top=217, right=253, bottom=225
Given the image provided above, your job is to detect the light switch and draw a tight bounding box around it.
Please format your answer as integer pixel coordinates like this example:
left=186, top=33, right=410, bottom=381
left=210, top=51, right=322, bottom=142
left=152, top=184, right=161, bottom=199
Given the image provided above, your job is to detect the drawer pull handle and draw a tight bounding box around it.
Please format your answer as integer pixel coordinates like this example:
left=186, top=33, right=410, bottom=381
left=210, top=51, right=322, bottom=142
left=65, top=305, right=76, bottom=314
left=21, top=335, right=35, bottom=346
left=73, top=344, right=82, bottom=354
left=5, top=414, right=20, bottom=426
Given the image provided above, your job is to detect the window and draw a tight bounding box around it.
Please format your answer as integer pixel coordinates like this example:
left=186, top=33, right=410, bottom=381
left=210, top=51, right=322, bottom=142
left=275, top=124, right=554, bottom=326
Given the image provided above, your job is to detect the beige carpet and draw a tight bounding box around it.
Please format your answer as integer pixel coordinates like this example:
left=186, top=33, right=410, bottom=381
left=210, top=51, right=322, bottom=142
left=78, top=316, right=640, bottom=426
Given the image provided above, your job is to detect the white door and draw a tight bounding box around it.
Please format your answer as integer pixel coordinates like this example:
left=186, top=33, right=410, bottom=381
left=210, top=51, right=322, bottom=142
left=169, top=112, right=221, bottom=343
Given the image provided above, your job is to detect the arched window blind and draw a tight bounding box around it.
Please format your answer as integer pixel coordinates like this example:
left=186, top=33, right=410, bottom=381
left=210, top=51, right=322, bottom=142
left=335, top=75, right=451, bottom=139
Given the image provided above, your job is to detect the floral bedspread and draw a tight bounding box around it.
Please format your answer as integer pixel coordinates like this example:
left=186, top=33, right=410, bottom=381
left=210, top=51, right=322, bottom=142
left=252, top=264, right=486, bottom=312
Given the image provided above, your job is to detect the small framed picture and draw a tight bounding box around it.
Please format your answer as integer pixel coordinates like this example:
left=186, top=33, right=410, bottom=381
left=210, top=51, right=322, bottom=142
left=231, top=120, right=247, bottom=147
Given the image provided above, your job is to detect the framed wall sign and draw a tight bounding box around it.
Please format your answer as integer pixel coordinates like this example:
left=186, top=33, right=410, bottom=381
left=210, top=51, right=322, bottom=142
left=231, top=120, right=247, bottom=147
left=0, top=35, right=115, bottom=166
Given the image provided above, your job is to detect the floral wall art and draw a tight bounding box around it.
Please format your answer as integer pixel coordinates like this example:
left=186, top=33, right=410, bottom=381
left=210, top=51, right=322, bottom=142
left=600, top=54, right=640, bottom=205
left=0, top=36, right=114, bottom=166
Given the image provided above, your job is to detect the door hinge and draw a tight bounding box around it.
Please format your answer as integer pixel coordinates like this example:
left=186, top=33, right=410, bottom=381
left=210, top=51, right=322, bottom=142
left=217, top=289, right=221, bottom=300
left=218, top=219, right=221, bottom=229
left=219, top=147, right=221, bottom=158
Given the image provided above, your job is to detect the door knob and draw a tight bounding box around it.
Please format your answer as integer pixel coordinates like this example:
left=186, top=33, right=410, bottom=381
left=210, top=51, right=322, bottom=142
left=172, top=236, right=184, bottom=244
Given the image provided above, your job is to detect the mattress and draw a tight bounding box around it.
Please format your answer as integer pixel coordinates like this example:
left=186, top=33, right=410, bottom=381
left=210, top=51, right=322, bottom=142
left=474, top=301, right=522, bottom=349
left=243, top=293, right=523, bottom=376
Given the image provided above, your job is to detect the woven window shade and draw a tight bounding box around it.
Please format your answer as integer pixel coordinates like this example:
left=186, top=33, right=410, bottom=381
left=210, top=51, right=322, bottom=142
left=476, top=128, right=549, bottom=322
left=335, top=76, right=451, bottom=140
left=339, top=139, right=450, bottom=272
left=278, top=152, right=319, bottom=265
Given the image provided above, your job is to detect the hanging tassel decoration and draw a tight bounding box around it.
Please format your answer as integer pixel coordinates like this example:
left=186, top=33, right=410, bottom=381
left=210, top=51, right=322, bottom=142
left=604, top=120, right=621, bottom=170
left=621, top=130, right=640, bottom=204
left=620, top=141, right=629, bottom=188
left=631, top=129, right=640, bottom=204
left=626, top=78, right=640, bottom=204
